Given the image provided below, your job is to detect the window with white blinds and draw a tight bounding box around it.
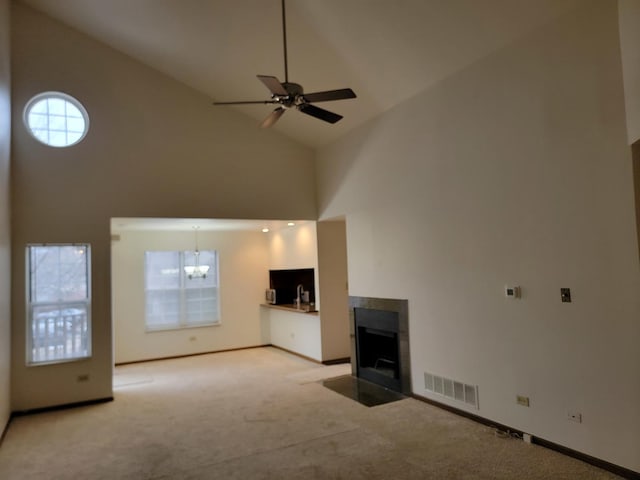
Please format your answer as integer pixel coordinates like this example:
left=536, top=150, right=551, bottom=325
left=144, top=250, right=220, bottom=331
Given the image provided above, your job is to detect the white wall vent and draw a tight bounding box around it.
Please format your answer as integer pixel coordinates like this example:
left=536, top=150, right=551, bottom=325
left=424, top=372, right=479, bottom=409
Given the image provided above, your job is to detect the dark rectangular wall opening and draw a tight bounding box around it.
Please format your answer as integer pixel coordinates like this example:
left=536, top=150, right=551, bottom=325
left=358, top=328, right=398, bottom=375
left=349, top=297, right=410, bottom=394
left=269, top=268, right=315, bottom=305
left=357, top=328, right=399, bottom=378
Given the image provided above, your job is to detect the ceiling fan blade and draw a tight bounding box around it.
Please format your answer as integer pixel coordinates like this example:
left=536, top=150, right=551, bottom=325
left=213, top=100, right=279, bottom=105
left=303, top=88, right=357, bottom=103
left=260, top=107, right=286, bottom=128
left=298, top=104, right=343, bottom=124
left=257, top=75, right=288, bottom=96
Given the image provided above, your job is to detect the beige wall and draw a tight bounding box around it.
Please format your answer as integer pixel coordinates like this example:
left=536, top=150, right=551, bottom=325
left=634, top=141, right=640, bottom=260
left=619, top=0, right=640, bottom=144
left=10, top=4, right=315, bottom=411
left=317, top=0, right=640, bottom=472
left=0, top=0, right=11, bottom=430
left=268, top=222, right=318, bottom=267
left=112, top=229, right=270, bottom=364
left=317, top=220, right=350, bottom=361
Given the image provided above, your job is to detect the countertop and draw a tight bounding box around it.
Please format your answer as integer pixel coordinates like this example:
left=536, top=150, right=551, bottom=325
left=260, top=303, right=319, bottom=315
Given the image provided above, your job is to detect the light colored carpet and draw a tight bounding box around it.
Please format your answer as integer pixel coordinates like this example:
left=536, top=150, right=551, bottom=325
left=285, top=363, right=351, bottom=384
left=0, top=347, right=623, bottom=479
left=113, top=365, right=154, bottom=388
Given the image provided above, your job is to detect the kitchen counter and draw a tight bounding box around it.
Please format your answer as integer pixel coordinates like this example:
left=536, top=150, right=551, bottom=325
left=260, top=303, right=319, bottom=315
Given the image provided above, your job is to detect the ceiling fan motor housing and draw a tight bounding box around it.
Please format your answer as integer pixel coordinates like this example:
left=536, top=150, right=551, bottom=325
left=283, top=82, right=303, bottom=96
left=273, top=82, right=303, bottom=108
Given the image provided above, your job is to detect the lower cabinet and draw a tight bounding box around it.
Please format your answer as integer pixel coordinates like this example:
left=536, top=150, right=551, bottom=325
left=263, top=306, right=322, bottom=362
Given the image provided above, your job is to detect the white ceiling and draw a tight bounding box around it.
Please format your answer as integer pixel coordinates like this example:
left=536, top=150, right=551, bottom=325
left=20, top=0, right=581, bottom=148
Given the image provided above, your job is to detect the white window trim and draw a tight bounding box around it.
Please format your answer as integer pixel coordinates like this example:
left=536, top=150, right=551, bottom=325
left=23, top=91, right=90, bottom=148
left=26, top=243, right=92, bottom=366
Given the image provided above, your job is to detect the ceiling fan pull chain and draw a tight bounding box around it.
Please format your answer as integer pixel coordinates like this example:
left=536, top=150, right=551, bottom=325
left=282, top=0, right=288, bottom=83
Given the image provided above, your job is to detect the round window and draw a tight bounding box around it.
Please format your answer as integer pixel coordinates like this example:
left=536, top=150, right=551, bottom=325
left=23, top=92, right=90, bottom=147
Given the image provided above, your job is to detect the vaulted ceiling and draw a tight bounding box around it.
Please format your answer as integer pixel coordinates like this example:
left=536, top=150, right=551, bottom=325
left=18, top=0, right=582, bottom=148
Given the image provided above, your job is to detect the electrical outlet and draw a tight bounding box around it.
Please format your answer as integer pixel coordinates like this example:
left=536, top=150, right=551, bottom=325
left=516, top=395, right=530, bottom=407
left=77, top=374, right=90, bottom=382
left=568, top=412, right=582, bottom=423
left=504, top=286, right=521, bottom=299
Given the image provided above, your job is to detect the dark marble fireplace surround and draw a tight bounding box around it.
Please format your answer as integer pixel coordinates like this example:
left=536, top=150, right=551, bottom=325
left=349, top=296, right=411, bottom=395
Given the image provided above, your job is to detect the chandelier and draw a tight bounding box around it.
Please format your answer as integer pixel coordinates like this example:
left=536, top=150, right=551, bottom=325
left=184, top=226, right=210, bottom=279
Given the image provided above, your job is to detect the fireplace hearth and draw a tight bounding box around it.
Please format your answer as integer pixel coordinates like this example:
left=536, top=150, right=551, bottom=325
left=349, top=296, right=411, bottom=394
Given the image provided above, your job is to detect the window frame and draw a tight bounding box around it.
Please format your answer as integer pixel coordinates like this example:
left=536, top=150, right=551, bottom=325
left=23, top=91, right=90, bottom=148
left=26, top=243, right=92, bottom=366
left=144, top=250, right=221, bottom=332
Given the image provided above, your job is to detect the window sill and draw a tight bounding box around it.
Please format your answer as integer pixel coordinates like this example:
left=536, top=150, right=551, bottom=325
left=145, top=322, right=221, bottom=333
left=27, top=355, right=92, bottom=367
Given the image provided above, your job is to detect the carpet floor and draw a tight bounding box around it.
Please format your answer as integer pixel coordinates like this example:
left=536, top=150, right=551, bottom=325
left=0, top=347, right=623, bottom=479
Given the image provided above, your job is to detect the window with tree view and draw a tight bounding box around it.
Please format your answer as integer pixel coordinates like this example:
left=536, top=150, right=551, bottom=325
left=145, top=250, right=220, bottom=331
left=27, top=244, right=91, bottom=364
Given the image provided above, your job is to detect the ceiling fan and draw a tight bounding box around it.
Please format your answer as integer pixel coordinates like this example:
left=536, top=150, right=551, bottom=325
left=213, top=0, right=357, bottom=128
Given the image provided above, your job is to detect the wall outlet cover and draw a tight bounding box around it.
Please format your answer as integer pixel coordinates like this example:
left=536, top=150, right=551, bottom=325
left=505, top=286, right=521, bottom=299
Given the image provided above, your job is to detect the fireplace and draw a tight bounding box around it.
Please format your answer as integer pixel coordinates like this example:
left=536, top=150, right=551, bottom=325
left=349, top=296, right=411, bottom=394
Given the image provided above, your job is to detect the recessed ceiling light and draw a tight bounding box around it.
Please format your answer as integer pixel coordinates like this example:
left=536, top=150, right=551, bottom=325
left=262, top=228, right=270, bottom=233
left=287, top=222, right=295, bottom=227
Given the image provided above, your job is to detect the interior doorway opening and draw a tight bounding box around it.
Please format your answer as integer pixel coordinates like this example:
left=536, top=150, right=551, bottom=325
left=110, top=217, right=351, bottom=371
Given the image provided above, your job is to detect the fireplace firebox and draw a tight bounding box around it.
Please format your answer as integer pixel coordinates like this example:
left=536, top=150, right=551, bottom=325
left=349, top=297, right=411, bottom=394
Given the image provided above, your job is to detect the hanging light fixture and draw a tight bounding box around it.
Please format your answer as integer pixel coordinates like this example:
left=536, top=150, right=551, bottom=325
left=184, top=226, right=210, bottom=279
